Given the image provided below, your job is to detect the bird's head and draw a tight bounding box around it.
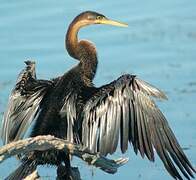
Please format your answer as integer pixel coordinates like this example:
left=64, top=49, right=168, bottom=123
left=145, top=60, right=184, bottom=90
left=73, top=11, right=128, bottom=28
left=66, top=11, right=128, bottom=60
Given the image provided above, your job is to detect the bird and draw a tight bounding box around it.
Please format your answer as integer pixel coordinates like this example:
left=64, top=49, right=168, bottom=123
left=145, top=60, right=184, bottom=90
left=1, top=11, right=195, bottom=180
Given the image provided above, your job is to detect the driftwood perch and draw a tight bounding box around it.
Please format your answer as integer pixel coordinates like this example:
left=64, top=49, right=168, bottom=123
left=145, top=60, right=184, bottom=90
left=0, top=135, right=128, bottom=179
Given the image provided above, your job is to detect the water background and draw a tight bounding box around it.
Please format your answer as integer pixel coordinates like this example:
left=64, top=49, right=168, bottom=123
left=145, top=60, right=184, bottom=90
left=0, top=0, right=195, bottom=179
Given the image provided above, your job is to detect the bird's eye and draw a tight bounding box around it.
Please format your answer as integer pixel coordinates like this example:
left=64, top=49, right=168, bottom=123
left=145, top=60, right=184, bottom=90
left=96, top=16, right=102, bottom=20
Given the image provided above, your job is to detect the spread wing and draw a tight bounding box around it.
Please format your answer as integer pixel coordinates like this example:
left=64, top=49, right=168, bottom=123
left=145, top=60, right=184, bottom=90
left=60, top=90, right=77, bottom=143
left=1, top=61, right=53, bottom=144
left=82, top=74, right=195, bottom=180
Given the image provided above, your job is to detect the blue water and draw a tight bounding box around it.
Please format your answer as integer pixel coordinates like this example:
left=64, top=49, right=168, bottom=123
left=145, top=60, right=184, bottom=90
left=0, top=0, right=196, bottom=179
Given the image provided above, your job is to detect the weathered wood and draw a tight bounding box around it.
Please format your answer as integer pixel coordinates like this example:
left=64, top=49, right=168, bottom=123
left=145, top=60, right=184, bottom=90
left=0, top=135, right=128, bottom=179
left=24, top=170, right=40, bottom=180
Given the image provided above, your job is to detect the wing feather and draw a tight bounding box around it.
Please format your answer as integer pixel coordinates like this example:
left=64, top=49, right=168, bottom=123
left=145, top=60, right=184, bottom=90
left=1, top=61, right=53, bottom=144
left=82, top=74, right=195, bottom=180
left=60, top=91, right=77, bottom=143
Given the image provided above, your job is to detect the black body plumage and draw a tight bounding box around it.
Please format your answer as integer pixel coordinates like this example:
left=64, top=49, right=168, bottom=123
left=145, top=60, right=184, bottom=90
left=1, top=11, right=195, bottom=180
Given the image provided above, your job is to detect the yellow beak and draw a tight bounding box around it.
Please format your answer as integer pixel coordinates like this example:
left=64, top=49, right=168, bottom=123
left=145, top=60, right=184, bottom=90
left=97, top=18, right=128, bottom=27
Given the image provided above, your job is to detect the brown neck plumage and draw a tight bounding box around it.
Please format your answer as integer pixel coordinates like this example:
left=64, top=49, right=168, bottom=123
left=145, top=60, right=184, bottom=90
left=65, top=18, right=98, bottom=84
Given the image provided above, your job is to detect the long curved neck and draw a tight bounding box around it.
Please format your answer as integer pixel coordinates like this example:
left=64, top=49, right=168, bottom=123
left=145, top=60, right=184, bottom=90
left=66, top=20, right=98, bottom=85
left=66, top=21, right=80, bottom=59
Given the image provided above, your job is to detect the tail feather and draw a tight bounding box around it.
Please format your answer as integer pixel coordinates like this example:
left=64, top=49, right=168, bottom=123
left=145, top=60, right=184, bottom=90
left=6, top=159, right=37, bottom=180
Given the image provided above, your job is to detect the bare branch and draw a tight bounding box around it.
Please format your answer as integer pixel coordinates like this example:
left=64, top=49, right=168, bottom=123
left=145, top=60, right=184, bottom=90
left=24, top=170, right=40, bottom=180
left=0, top=135, right=128, bottom=175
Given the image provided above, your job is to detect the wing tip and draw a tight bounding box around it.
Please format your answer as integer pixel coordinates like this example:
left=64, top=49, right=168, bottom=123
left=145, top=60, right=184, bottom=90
left=24, top=60, right=36, bottom=65
left=134, top=77, right=168, bottom=100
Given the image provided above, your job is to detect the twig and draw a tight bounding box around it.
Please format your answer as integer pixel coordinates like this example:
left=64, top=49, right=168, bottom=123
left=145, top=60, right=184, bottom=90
left=0, top=135, right=128, bottom=175
left=24, top=170, right=40, bottom=180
